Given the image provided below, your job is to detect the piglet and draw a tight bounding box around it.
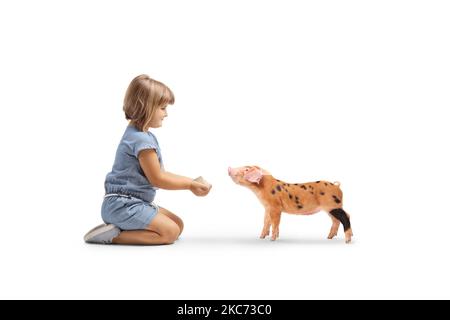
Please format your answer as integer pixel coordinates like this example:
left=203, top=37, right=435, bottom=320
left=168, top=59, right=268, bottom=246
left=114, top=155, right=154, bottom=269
left=228, top=166, right=353, bottom=243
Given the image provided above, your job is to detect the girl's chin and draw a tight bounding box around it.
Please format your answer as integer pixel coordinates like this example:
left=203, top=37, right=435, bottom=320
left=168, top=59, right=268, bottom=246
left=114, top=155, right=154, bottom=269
left=150, top=122, right=163, bottom=128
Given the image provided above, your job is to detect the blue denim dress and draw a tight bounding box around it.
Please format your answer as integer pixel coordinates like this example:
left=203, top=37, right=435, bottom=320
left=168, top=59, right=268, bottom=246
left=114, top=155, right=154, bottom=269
left=101, top=125, right=163, bottom=230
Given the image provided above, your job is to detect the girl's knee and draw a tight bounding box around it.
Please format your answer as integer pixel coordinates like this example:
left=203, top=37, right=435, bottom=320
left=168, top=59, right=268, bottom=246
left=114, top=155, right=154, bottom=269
left=162, top=225, right=180, bottom=244
left=177, top=219, right=184, bottom=235
left=160, top=208, right=184, bottom=234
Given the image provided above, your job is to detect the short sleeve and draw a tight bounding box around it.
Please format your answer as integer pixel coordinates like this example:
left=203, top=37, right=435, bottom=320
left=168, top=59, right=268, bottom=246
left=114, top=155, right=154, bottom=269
left=131, top=133, right=158, bottom=158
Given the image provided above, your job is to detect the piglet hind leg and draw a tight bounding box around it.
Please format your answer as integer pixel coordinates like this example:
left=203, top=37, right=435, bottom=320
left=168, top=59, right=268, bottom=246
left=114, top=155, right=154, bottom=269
left=327, top=216, right=340, bottom=240
left=329, top=208, right=353, bottom=243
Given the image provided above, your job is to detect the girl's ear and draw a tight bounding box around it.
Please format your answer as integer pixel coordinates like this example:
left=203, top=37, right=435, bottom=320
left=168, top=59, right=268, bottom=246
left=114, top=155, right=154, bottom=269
left=244, top=167, right=263, bottom=184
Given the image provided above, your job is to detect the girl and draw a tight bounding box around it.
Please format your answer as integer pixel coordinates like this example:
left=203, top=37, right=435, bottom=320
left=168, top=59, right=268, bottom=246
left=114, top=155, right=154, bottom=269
left=84, top=74, right=211, bottom=245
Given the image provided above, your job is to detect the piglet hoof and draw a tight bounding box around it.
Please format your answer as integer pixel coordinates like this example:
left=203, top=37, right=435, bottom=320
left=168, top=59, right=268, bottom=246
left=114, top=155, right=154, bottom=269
left=345, top=229, right=353, bottom=243
left=327, top=233, right=337, bottom=240
left=260, top=231, right=269, bottom=239
left=345, top=239, right=352, bottom=244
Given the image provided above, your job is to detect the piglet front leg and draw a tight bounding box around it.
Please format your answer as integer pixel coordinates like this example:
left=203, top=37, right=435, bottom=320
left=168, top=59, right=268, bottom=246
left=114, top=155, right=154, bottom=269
left=260, top=210, right=272, bottom=239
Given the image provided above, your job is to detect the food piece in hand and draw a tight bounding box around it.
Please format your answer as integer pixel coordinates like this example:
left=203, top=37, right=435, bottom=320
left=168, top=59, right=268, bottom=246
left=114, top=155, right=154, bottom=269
left=194, top=176, right=212, bottom=190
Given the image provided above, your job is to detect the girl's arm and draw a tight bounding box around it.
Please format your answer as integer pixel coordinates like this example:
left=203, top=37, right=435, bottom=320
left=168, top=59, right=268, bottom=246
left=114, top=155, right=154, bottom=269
left=138, top=149, right=208, bottom=194
left=138, top=149, right=192, bottom=190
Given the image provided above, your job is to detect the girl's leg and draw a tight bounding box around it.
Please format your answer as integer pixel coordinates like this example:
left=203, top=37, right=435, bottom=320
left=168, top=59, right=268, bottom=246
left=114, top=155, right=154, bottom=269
left=112, top=212, right=180, bottom=245
left=158, top=207, right=184, bottom=238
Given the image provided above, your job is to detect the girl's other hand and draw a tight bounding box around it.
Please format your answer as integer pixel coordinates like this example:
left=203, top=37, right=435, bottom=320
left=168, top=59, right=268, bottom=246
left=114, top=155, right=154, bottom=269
left=190, top=180, right=211, bottom=196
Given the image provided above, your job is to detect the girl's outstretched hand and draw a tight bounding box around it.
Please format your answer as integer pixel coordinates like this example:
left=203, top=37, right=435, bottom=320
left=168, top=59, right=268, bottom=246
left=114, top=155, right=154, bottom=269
left=190, top=178, right=212, bottom=196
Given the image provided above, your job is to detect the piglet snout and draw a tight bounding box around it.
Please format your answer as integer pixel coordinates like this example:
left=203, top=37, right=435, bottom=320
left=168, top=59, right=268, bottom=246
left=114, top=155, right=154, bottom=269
left=228, top=167, right=237, bottom=176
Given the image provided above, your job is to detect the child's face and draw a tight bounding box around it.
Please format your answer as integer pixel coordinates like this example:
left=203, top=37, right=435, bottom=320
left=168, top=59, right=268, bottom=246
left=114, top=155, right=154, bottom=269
left=149, top=105, right=168, bottom=129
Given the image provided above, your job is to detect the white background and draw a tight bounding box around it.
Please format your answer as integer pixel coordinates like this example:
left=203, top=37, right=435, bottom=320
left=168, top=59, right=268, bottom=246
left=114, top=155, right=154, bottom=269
left=1, top=0, right=449, bottom=299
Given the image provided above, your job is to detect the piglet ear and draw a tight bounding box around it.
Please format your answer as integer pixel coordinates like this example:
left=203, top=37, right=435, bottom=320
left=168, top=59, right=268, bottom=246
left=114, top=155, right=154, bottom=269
left=244, top=167, right=263, bottom=184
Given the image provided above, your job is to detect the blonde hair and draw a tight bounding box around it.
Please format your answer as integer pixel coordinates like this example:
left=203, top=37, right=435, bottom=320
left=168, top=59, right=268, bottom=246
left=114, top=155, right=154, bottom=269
left=123, top=74, right=175, bottom=131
